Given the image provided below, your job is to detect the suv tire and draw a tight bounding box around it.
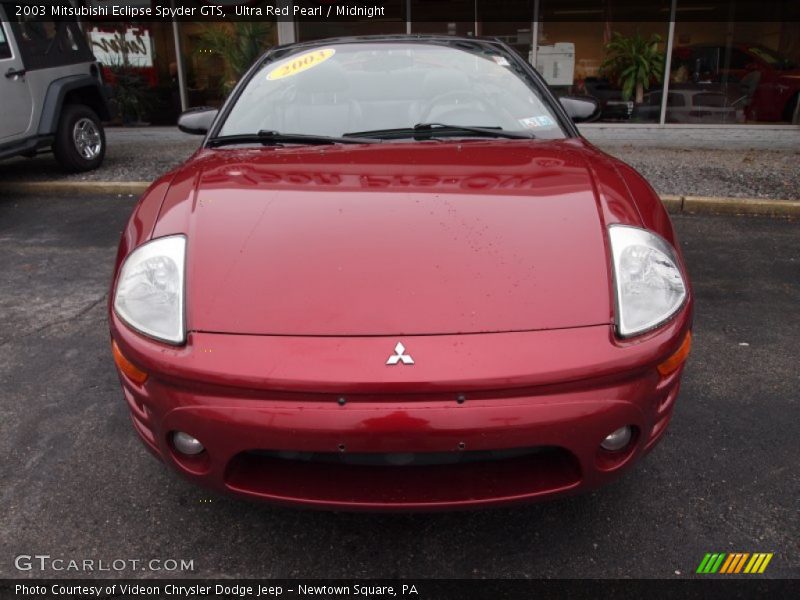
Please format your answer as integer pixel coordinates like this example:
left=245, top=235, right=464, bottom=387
left=53, top=104, right=106, bottom=172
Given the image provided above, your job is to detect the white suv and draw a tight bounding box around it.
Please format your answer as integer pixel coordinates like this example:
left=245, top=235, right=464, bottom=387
left=0, top=5, right=111, bottom=171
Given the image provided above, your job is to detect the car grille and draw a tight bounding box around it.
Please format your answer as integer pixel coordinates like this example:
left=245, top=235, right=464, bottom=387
left=224, top=446, right=581, bottom=506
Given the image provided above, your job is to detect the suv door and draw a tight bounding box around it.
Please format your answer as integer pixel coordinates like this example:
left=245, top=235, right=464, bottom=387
left=0, top=11, right=33, bottom=141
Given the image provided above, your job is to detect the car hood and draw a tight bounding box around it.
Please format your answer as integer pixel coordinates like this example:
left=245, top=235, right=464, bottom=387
left=158, top=140, right=617, bottom=336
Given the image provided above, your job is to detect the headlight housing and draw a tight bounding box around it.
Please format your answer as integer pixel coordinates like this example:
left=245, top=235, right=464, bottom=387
left=609, top=225, right=686, bottom=338
left=113, top=235, right=186, bottom=344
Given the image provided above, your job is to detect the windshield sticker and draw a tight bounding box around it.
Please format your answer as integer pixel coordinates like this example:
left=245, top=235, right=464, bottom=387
left=267, top=48, right=336, bottom=81
left=492, top=56, right=511, bottom=67
left=519, top=115, right=555, bottom=129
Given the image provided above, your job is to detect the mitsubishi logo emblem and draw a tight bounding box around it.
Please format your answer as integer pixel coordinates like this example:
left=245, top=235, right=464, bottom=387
left=386, top=342, right=414, bottom=366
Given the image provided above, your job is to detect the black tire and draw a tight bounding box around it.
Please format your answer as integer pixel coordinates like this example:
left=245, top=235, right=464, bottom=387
left=53, top=104, right=106, bottom=172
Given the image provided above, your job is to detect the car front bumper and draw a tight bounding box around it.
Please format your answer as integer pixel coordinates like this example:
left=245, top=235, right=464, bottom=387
left=110, top=307, right=691, bottom=510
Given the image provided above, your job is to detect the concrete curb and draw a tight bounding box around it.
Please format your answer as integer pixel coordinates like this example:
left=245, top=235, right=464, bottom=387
left=681, top=196, right=800, bottom=218
left=4, top=180, right=150, bottom=196
left=4, top=180, right=799, bottom=217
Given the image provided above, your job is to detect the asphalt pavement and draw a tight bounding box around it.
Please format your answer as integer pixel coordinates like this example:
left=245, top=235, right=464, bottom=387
left=0, top=193, right=797, bottom=579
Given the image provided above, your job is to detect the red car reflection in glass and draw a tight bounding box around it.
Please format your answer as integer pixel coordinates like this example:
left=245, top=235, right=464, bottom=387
left=109, top=37, right=692, bottom=510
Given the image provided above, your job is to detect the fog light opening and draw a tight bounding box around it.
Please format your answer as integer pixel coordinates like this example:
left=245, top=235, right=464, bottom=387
left=173, top=431, right=205, bottom=456
left=600, top=426, right=633, bottom=452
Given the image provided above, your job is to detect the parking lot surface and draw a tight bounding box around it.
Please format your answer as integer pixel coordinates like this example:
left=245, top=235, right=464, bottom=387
left=0, top=193, right=797, bottom=578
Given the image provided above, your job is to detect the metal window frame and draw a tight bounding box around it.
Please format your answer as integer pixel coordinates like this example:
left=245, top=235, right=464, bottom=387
left=659, top=0, right=677, bottom=125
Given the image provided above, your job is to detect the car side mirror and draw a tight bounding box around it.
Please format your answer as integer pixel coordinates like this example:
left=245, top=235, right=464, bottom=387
left=559, top=96, right=600, bottom=123
left=177, top=107, right=219, bottom=135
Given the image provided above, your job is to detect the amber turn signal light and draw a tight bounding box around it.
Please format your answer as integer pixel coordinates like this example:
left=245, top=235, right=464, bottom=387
left=657, top=330, right=692, bottom=376
left=112, top=339, right=149, bottom=385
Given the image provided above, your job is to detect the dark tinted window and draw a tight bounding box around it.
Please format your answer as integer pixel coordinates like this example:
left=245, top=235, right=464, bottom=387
left=7, top=15, right=93, bottom=70
left=0, top=22, right=11, bottom=60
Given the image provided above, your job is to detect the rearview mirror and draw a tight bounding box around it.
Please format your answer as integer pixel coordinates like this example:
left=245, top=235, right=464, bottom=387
left=177, top=107, right=219, bottom=135
left=559, top=96, right=600, bottom=123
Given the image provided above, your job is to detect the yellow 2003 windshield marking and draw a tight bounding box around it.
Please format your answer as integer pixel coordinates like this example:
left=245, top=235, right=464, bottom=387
left=267, top=48, right=336, bottom=81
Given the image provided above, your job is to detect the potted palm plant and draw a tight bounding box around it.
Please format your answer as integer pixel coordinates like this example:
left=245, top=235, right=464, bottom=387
left=601, top=32, right=665, bottom=105
left=198, top=22, right=272, bottom=96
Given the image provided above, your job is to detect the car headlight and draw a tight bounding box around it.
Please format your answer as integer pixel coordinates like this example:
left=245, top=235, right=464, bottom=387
left=113, top=235, right=186, bottom=344
left=609, top=225, right=687, bottom=338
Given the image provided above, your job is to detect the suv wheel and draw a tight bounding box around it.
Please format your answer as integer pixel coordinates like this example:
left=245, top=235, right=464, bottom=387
left=53, top=104, right=106, bottom=172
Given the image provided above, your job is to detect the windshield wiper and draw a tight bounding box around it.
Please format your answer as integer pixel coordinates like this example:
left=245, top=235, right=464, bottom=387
left=343, top=123, right=534, bottom=140
left=207, top=130, right=380, bottom=148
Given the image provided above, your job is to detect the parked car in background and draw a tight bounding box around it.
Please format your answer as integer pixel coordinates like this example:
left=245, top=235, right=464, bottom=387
left=582, top=77, right=634, bottom=121
left=0, top=7, right=111, bottom=171
left=633, top=85, right=745, bottom=124
left=673, top=43, right=800, bottom=122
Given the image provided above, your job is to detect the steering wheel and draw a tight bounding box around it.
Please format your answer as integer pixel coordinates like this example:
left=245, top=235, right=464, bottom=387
left=418, top=90, right=492, bottom=123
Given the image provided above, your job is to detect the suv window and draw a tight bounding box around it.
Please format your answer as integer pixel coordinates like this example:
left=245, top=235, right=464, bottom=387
left=0, top=22, right=11, bottom=60
left=6, top=15, right=93, bottom=70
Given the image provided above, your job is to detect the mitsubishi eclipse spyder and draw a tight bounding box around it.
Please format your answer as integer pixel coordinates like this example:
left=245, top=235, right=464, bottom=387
left=109, top=36, right=693, bottom=510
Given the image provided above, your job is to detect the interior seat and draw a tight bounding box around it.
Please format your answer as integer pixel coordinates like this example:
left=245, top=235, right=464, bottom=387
left=279, top=62, right=363, bottom=136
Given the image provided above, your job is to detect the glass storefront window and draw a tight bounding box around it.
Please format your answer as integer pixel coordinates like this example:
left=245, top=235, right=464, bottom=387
left=81, top=1, right=800, bottom=127
left=297, top=0, right=800, bottom=126
left=87, top=23, right=177, bottom=124
left=537, top=2, right=670, bottom=123
left=184, top=22, right=277, bottom=108
left=86, top=20, right=276, bottom=122
left=670, top=14, right=800, bottom=123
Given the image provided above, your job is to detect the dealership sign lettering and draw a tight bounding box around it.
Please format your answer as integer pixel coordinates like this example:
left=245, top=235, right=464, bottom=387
left=89, top=28, right=154, bottom=68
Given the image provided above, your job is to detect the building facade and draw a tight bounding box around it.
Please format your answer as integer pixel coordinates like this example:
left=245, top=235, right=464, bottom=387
left=65, top=0, right=800, bottom=126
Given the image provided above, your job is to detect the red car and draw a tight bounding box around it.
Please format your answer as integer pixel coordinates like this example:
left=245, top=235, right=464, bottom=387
left=109, top=37, right=693, bottom=510
left=675, top=43, right=800, bottom=122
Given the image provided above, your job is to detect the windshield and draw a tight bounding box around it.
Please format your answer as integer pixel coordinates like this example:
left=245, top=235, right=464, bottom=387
left=217, top=42, right=566, bottom=141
